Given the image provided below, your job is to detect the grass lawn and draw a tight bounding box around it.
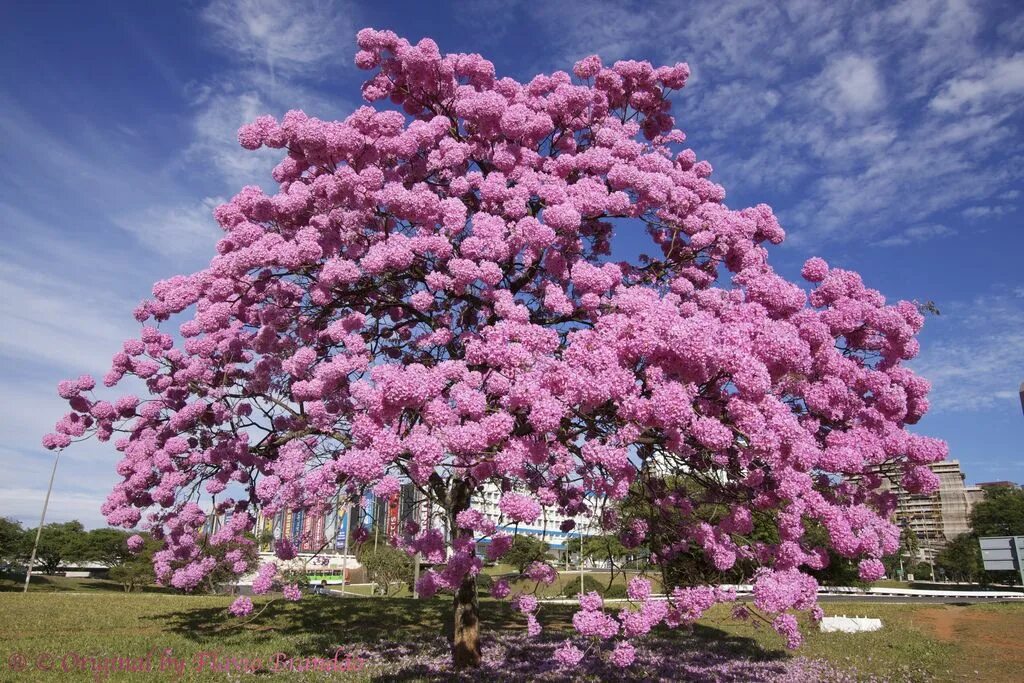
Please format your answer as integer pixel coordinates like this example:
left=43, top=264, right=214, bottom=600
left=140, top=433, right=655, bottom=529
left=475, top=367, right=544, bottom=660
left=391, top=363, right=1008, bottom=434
left=0, top=572, right=174, bottom=594
left=0, top=584, right=1021, bottom=681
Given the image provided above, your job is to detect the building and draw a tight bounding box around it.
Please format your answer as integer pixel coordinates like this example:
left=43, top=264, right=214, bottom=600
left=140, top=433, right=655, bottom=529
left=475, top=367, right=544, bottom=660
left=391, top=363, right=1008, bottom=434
left=470, top=482, right=601, bottom=562
left=251, top=480, right=600, bottom=566
left=249, top=479, right=598, bottom=569
left=977, top=481, right=1020, bottom=490
left=875, top=460, right=982, bottom=562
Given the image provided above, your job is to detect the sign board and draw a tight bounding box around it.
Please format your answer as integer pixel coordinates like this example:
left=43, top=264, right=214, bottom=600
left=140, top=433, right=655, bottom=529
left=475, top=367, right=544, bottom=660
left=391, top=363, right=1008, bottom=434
left=979, top=536, right=1024, bottom=585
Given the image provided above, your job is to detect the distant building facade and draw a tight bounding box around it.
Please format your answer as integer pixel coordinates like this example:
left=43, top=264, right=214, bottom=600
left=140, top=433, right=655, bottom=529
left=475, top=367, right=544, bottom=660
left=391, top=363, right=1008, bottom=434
left=250, top=480, right=599, bottom=565
left=470, top=481, right=601, bottom=561
left=876, top=459, right=982, bottom=562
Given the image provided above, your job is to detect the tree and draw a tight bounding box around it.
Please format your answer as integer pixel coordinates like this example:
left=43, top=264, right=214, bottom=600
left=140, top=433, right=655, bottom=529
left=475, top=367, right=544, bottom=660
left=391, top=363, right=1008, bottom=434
left=21, top=521, right=87, bottom=574
left=971, top=487, right=1024, bottom=537
left=882, top=526, right=920, bottom=580
left=0, top=517, right=23, bottom=563
left=566, top=534, right=631, bottom=589
left=357, top=544, right=412, bottom=596
left=83, top=528, right=134, bottom=567
left=501, top=535, right=551, bottom=573
left=44, top=29, right=945, bottom=669
left=108, top=534, right=160, bottom=592
left=936, top=533, right=983, bottom=583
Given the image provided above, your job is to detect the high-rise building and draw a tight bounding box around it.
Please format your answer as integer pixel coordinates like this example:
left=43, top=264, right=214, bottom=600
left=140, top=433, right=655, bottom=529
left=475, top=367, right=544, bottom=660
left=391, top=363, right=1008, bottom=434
left=875, top=459, right=982, bottom=562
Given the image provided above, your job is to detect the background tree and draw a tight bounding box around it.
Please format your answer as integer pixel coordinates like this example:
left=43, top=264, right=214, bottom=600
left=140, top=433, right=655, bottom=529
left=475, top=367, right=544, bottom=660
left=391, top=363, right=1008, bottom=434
left=501, top=535, right=551, bottom=574
left=566, top=534, right=631, bottom=589
left=108, top=534, right=160, bottom=592
left=44, top=29, right=945, bottom=669
left=83, top=528, right=133, bottom=567
left=935, top=533, right=983, bottom=583
left=882, top=526, right=920, bottom=580
left=971, top=487, right=1024, bottom=537
left=21, top=521, right=86, bottom=574
left=0, top=517, right=23, bottom=564
left=357, top=543, right=412, bottom=596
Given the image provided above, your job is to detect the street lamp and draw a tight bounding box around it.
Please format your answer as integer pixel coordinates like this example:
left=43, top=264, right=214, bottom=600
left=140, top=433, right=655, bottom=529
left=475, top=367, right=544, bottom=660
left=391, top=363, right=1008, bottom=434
left=1018, top=381, right=1023, bottom=416
left=23, top=450, right=61, bottom=592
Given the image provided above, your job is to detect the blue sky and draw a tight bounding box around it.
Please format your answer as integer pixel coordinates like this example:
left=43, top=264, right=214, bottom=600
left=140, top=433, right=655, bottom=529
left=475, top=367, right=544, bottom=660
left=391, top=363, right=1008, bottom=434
left=1, top=0, right=1021, bottom=528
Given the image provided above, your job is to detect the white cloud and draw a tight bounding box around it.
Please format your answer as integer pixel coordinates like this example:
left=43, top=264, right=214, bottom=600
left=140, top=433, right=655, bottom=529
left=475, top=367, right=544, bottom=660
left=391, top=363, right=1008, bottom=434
left=510, top=0, right=1020, bottom=250
left=201, top=0, right=354, bottom=82
left=874, top=224, right=955, bottom=247
left=115, top=198, right=223, bottom=257
left=0, top=486, right=113, bottom=529
left=962, top=204, right=1015, bottom=219
left=912, top=294, right=1024, bottom=413
left=0, top=261, right=139, bottom=374
left=931, top=53, right=1024, bottom=113
left=819, top=55, right=886, bottom=116
left=188, top=1, right=357, bottom=191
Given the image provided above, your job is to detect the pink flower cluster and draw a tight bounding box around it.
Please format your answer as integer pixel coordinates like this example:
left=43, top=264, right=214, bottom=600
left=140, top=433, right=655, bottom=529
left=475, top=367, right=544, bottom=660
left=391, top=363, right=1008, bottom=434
left=228, top=596, right=253, bottom=617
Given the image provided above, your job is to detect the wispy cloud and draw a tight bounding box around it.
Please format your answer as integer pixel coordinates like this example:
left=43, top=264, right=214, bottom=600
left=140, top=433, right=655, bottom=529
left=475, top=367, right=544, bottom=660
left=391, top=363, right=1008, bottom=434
left=930, top=52, right=1024, bottom=113
left=874, top=224, right=955, bottom=247
left=913, top=293, right=1024, bottom=413
left=200, top=0, right=354, bottom=82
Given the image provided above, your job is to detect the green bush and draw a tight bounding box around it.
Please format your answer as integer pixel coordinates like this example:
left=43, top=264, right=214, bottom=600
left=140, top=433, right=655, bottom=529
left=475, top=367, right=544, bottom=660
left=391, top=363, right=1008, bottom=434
left=561, top=575, right=604, bottom=598
left=357, top=545, right=412, bottom=596
left=603, top=583, right=627, bottom=599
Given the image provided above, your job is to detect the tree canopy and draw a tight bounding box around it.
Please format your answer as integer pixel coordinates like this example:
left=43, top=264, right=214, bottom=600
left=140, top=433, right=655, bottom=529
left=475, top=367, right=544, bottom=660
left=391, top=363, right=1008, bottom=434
left=971, top=486, right=1024, bottom=537
left=500, top=534, right=551, bottom=573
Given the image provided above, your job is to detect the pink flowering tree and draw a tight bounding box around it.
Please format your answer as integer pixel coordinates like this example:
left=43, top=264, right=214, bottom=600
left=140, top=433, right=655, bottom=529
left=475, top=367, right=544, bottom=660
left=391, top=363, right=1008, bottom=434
left=45, top=29, right=945, bottom=670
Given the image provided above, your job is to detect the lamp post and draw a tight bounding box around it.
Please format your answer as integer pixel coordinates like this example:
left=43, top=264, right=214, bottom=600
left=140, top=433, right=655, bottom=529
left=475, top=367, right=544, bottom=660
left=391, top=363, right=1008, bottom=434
left=23, top=451, right=61, bottom=593
left=339, top=502, right=351, bottom=596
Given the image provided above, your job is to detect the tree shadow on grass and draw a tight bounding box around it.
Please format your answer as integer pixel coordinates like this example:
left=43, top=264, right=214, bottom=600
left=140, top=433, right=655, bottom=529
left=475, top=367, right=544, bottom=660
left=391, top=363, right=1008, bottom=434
left=0, top=572, right=173, bottom=594
left=153, top=596, right=553, bottom=648
left=351, top=627, right=799, bottom=682
left=151, top=597, right=814, bottom=682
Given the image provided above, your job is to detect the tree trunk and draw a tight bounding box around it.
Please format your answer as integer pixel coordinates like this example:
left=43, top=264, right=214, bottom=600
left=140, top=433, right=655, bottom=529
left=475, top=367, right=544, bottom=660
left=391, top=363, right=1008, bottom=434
left=449, top=478, right=482, bottom=669
left=452, top=572, right=481, bottom=668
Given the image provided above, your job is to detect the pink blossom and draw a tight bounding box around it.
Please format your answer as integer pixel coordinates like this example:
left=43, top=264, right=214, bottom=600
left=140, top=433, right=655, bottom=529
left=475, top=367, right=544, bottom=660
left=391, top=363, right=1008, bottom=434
left=228, top=596, right=253, bottom=617
left=626, top=576, right=651, bottom=601
left=491, top=578, right=511, bottom=599
left=525, top=561, right=557, bottom=585
left=515, top=594, right=538, bottom=614
left=609, top=641, right=636, bottom=667
left=552, top=641, right=585, bottom=668
left=499, top=493, right=541, bottom=524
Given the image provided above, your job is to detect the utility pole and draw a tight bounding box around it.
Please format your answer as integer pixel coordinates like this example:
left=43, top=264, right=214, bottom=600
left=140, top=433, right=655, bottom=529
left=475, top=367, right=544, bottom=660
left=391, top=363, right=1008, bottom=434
left=340, top=503, right=351, bottom=596
left=373, top=498, right=380, bottom=553
left=579, top=529, right=584, bottom=595
left=24, top=451, right=61, bottom=593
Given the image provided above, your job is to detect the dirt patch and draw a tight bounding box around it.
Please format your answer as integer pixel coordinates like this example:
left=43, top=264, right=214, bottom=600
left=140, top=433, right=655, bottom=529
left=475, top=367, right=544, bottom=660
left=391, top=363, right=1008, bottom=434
left=914, top=606, right=1024, bottom=680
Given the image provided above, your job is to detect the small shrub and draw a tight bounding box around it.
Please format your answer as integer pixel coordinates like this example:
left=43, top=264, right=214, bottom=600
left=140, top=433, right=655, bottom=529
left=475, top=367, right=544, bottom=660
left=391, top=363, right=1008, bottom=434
left=562, top=575, right=604, bottom=598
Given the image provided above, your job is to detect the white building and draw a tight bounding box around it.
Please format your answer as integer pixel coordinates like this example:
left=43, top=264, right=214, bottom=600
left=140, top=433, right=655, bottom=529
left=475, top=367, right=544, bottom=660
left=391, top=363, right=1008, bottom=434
left=470, top=482, right=602, bottom=560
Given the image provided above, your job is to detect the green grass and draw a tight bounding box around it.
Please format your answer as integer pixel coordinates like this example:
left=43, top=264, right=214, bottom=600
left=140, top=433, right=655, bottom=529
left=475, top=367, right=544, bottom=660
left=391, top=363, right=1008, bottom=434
left=0, top=572, right=173, bottom=594
left=1, top=582, right=1020, bottom=681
